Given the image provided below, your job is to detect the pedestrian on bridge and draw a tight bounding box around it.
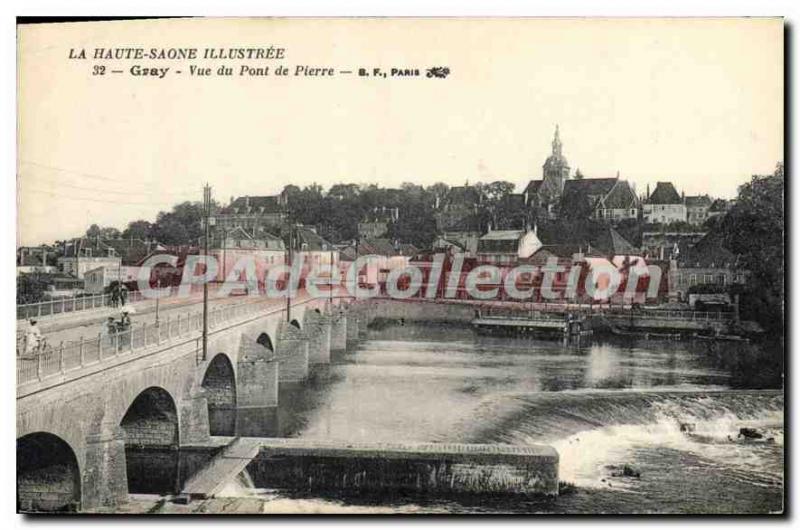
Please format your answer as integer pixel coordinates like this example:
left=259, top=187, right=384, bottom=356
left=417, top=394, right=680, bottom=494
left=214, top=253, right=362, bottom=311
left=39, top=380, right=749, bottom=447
left=24, top=319, right=43, bottom=357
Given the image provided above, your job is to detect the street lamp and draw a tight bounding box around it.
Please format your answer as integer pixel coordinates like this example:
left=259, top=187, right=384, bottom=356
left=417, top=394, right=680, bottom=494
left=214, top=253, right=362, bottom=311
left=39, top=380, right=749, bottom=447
left=155, top=277, right=162, bottom=327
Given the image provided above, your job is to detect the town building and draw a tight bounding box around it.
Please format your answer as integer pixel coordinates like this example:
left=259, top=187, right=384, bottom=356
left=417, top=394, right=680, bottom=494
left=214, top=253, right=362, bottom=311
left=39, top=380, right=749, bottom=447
left=284, top=226, right=339, bottom=277
left=105, top=238, right=166, bottom=266
left=706, top=198, right=731, bottom=221
left=57, top=237, right=121, bottom=279
left=17, top=272, right=85, bottom=304
left=17, top=246, right=57, bottom=275
left=643, top=182, right=687, bottom=224
left=671, top=231, right=747, bottom=301
left=340, top=237, right=419, bottom=286
left=213, top=193, right=289, bottom=236
left=558, top=173, right=639, bottom=222
left=537, top=220, right=639, bottom=258
left=641, top=230, right=706, bottom=261
left=685, top=195, right=713, bottom=226
left=358, top=207, right=398, bottom=239
left=208, top=226, right=286, bottom=283
left=83, top=265, right=141, bottom=294
left=438, top=230, right=481, bottom=256
left=431, top=235, right=467, bottom=255
left=476, top=226, right=542, bottom=266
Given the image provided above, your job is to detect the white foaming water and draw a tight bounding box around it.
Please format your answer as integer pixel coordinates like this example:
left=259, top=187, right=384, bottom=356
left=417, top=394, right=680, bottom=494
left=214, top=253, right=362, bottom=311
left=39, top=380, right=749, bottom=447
left=215, top=471, right=264, bottom=498
left=214, top=470, right=433, bottom=513
left=543, top=402, right=783, bottom=489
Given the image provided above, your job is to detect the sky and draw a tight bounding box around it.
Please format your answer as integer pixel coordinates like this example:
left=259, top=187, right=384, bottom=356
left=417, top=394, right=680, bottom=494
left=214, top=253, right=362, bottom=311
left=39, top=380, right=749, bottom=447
left=17, top=18, right=783, bottom=246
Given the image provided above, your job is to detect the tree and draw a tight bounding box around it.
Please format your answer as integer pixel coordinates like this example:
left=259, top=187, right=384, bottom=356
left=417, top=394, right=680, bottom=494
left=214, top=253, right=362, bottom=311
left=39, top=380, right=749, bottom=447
left=478, top=180, right=517, bottom=228
left=718, top=163, right=784, bottom=334
left=121, top=220, right=154, bottom=240
left=151, top=201, right=208, bottom=245
left=85, top=224, right=121, bottom=240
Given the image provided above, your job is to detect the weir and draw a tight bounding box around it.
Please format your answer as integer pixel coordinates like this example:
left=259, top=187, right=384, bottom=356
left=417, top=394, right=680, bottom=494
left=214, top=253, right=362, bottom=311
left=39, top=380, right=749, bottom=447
left=182, top=437, right=262, bottom=499
left=181, top=437, right=559, bottom=500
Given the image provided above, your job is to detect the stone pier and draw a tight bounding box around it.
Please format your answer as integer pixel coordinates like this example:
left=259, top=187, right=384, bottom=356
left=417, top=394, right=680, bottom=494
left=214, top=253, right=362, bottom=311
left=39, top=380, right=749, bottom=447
left=346, top=310, right=360, bottom=345
left=305, top=311, right=332, bottom=365
left=236, top=337, right=279, bottom=409
left=276, top=320, right=309, bottom=383
left=330, top=309, right=347, bottom=352
left=81, top=426, right=129, bottom=510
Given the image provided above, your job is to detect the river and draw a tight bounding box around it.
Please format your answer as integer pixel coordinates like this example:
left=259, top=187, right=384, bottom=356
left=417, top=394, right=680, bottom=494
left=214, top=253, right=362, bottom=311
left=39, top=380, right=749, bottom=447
left=214, top=322, right=783, bottom=514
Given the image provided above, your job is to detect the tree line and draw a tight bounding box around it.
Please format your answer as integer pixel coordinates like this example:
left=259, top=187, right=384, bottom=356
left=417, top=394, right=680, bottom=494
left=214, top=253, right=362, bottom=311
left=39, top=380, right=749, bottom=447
left=85, top=181, right=526, bottom=249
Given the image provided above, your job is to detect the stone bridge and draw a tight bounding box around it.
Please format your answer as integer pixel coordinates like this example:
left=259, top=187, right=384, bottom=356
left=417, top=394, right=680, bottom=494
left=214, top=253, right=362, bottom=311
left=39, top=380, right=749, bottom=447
left=16, top=295, right=363, bottom=512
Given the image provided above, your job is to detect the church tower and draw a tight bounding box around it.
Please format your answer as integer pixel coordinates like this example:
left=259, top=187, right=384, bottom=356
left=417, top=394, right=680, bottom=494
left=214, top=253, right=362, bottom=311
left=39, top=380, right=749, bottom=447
left=542, top=125, right=570, bottom=198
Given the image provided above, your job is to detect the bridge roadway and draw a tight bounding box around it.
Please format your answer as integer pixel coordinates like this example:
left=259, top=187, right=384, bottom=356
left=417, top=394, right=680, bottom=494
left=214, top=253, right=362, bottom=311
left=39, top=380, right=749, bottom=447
left=23, top=288, right=279, bottom=348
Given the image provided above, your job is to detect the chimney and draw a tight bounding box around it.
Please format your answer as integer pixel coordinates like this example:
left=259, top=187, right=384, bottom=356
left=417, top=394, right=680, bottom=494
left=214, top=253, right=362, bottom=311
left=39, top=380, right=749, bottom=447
left=245, top=196, right=250, bottom=210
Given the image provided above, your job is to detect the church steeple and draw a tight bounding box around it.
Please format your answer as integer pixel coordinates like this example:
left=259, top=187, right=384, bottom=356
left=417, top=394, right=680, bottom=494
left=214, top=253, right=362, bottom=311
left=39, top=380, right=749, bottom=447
left=541, top=124, right=570, bottom=201
left=552, top=124, right=562, bottom=156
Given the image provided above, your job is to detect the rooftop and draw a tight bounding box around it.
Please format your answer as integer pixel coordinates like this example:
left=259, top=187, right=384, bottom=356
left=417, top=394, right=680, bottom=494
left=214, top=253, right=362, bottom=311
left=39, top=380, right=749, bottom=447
left=647, top=182, right=682, bottom=205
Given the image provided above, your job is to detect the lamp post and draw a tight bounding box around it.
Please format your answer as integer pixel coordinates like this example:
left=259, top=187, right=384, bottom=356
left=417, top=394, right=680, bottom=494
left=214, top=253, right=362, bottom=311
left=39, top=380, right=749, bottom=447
left=286, top=226, right=293, bottom=322
left=155, top=277, right=161, bottom=327
left=202, top=184, right=211, bottom=361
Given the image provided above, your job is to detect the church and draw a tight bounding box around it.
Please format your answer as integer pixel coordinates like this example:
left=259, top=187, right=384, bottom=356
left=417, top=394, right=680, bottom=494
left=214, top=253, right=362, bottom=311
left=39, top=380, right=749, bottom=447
left=523, top=125, right=571, bottom=218
left=523, top=126, right=638, bottom=223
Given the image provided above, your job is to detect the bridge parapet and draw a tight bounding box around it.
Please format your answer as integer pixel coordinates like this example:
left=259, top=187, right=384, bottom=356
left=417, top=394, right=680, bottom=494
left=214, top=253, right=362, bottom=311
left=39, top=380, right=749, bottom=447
left=17, top=296, right=350, bottom=391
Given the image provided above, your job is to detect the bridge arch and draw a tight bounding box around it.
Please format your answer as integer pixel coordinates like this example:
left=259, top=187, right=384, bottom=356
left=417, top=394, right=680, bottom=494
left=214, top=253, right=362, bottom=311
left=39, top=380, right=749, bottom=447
left=290, top=318, right=302, bottom=330
left=202, top=354, right=237, bottom=436
left=17, top=432, right=81, bottom=512
left=119, top=386, right=180, bottom=494
left=256, top=332, right=275, bottom=352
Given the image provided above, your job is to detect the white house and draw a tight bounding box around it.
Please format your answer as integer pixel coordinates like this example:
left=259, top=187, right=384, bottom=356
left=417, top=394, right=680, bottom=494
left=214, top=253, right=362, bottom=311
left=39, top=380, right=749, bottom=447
left=57, top=237, right=122, bottom=279
left=476, top=226, right=542, bottom=266
left=643, top=182, right=687, bottom=224
left=84, top=265, right=141, bottom=294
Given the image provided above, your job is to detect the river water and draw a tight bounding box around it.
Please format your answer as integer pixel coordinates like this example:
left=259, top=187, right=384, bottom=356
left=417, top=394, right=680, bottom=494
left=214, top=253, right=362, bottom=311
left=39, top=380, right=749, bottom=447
left=220, top=322, right=784, bottom=514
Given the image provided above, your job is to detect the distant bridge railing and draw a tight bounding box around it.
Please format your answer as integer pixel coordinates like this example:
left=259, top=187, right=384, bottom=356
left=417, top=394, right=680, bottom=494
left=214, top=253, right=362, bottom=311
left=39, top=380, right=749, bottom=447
left=16, top=291, right=147, bottom=321
left=601, top=308, right=733, bottom=322
left=16, top=294, right=334, bottom=387
left=375, top=296, right=733, bottom=322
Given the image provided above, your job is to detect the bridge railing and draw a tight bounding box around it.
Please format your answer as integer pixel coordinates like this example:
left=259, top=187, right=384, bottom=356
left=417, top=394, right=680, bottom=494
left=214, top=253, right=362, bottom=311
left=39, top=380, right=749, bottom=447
left=16, top=291, right=152, bottom=321
left=16, top=295, right=303, bottom=386
left=601, top=308, right=732, bottom=321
